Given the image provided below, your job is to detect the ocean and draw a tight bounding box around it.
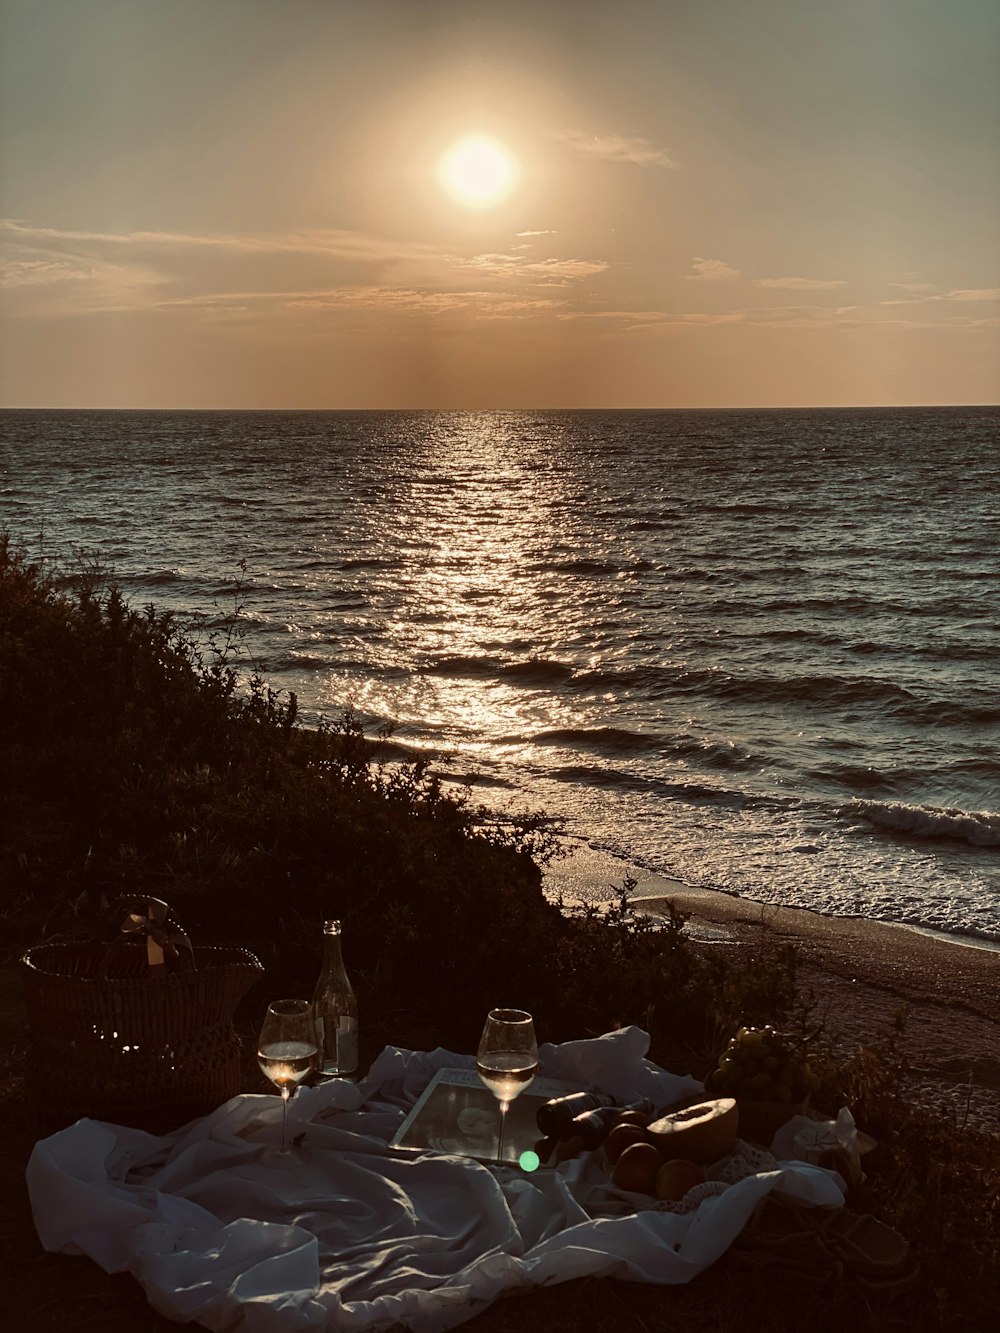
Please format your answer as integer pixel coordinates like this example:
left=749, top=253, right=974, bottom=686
left=3, top=406, right=998, bottom=945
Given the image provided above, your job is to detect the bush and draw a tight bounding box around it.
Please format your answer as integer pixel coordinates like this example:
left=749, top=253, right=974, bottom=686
left=0, top=533, right=799, bottom=1061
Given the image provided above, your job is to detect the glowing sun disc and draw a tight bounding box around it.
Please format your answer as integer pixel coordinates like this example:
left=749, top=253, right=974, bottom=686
left=438, top=136, right=519, bottom=207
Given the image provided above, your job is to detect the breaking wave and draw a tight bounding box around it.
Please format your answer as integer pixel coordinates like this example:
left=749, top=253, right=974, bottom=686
left=851, top=800, right=1000, bottom=848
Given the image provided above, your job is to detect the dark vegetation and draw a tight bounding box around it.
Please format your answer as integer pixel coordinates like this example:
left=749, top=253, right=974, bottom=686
left=1, top=532, right=997, bottom=1332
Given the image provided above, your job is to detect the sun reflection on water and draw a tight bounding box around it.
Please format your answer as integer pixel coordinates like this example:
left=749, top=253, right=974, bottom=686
left=318, top=413, right=596, bottom=749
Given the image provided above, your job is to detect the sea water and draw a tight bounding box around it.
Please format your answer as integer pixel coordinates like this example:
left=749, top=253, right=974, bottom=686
left=3, top=407, right=998, bottom=943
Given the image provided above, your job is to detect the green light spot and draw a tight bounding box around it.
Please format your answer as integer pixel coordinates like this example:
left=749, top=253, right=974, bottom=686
left=518, top=1150, right=540, bottom=1173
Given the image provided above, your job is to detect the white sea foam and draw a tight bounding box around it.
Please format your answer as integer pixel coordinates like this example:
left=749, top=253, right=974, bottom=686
left=851, top=800, right=1000, bottom=848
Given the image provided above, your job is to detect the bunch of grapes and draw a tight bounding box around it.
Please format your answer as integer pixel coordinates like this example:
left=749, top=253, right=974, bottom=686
left=704, top=1025, right=820, bottom=1104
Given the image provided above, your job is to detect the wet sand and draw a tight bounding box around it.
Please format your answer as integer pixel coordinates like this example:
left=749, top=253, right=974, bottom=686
left=546, top=840, right=1000, bottom=1133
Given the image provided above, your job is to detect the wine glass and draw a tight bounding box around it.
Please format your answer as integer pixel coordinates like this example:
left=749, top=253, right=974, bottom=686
left=476, top=1008, right=538, bottom=1164
left=257, top=998, right=317, bottom=1166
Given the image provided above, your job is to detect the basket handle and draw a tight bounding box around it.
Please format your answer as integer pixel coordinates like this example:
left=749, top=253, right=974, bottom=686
left=99, top=896, right=195, bottom=977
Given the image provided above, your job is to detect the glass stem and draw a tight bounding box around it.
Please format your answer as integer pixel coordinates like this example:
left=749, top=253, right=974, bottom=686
left=497, top=1101, right=508, bottom=1163
left=280, top=1087, right=291, bottom=1154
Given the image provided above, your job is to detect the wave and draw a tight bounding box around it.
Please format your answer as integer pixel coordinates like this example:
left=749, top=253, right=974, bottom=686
left=139, top=568, right=194, bottom=586
left=416, top=653, right=937, bottom=713
left=573, top=664, right=920, bottom=710
left=523, top=558, right=655, bottom=577
left=216, top=494, right=270, bottom=509
left=851, top=800, right=1000, bottom=848
left=339, top=557, right=403, bottom=571
left=541, top=762, right=801, bottom=813
left=809, top=764, right=900, bottom=793
left=419, top=654, right=577, bottom=685
left=420, top=654, right=502, bottom=677
left=500, top=659, right=577, bottom=685
left=526, top=726, right=755, bottom=769
left=528, top=726, right=670, bottom=755
left=546, top=763, right=750, bottom=806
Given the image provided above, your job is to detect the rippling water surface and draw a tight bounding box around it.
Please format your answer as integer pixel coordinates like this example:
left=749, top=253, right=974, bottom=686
left=3, top=407, right=999, bottom=941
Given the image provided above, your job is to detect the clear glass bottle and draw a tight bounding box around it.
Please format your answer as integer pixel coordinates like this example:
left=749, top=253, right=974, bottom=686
left=311, top=919, right=359, bottom=1079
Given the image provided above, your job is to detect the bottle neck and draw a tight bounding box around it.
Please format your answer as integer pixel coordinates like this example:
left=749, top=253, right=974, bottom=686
left=320, top=928, right=348, bottom=981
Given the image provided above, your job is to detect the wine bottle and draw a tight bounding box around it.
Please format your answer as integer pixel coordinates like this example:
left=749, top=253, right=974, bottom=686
left=311, top=919, right=359, bottom=1078
left=570, top=1098, right=656, bottom=1151
left=536, top=1089, right=620, bottom=1138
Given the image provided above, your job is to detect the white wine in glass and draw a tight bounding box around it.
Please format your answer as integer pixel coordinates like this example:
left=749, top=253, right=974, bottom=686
left=476, top=1008, right=538, bottom=1164
left=257, top=998, right=317, bottom=1166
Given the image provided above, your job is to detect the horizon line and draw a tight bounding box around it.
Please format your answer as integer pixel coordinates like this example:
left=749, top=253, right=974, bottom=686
left=2, top=402, right=998, bottom=413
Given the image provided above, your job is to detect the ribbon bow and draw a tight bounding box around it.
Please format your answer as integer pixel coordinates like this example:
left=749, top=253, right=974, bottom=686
left=116, top=896, right=194, bottom=974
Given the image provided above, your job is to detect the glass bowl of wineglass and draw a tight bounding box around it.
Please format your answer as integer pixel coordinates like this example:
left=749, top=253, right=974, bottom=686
left=257, top=998, right=317, bottom=1165
left=476, top=1008, right=538, bottom=1164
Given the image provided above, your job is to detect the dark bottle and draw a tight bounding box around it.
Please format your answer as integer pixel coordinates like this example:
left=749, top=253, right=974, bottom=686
left=570, top=1099, right=656, bottom=1151
left=536, top=1090, right=619, bottom=1138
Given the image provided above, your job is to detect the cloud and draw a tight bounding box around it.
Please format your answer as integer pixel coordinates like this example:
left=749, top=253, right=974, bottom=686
left=462, top=254, right=609, bottom=284
left=0, top=218, right=437, bottom=265
left=753, top=276, right=845, bottom=290
left=888, top=279, right=936, bottom=293
left=516, top=230, right=557, bottom=237
left=558, top=131, right=677, bottom=169
left=1, top=219, right=609, bottom=326
left=555, top=309, right=668, bottom=322
left=945, top=287, right=1000, bottom=301
left=0, top=257, right=96, bottom=288
left=555, top=307, right=748, bottom=331
left=284, top=288, right=566, bottom=319
left=685, top=257, right=740, bottom=281
left=880, top=286, right=1000, bottom=307
left=566, top=300, right=996, bottom=336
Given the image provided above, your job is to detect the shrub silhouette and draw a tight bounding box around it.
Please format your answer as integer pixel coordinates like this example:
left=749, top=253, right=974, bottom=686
left=0, top=532, right=797, bottom=1059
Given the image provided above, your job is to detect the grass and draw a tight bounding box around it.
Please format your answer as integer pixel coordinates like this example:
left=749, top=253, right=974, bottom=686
left=1, top=531, right=997, bottom=1332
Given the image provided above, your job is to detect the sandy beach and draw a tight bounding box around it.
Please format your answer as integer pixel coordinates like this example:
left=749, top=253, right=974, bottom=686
left=546, top=839, right=1000, bottom=1135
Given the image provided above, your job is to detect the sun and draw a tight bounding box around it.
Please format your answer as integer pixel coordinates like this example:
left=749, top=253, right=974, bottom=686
left=437, top=135, right=519, bottom=208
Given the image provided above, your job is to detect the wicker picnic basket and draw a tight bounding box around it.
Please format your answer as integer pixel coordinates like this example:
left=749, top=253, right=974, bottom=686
left=21, top=898, right=263, bottom=1134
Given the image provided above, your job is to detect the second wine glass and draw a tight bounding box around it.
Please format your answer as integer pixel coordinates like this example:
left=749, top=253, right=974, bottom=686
left=257, top=998, right=317, bottom=1166
left=475, top=1008, right=538, bottom=1164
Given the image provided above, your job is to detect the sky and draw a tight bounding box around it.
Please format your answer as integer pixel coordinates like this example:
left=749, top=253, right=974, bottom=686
left=1, top=0, right=998, bottom=409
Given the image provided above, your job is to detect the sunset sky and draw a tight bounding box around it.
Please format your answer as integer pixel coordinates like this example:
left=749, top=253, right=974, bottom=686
left=1, top=0, right=998, bottom=409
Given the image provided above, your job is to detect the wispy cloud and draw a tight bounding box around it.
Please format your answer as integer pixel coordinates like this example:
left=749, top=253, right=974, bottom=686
left=1, top=215, right=617, bottom=335
left=554, top=309, right=672, bottom=332
left=558, top=131, right=677, bottom=169
left=516, top=230, right=557, bottom=238
left=945, top=287, right=1000, bottom=301
left=1, top=219, right=609, bottom=317
left=686, top=257, right=739, bottom=281
left=284, top=288, right=566, bottom=319
left=888, top=278, right=936, bottom=293
left=880, top=286, right=1000, bottom=307
left=0, top=257, right=96, bottom=288
left=558, top=298, right=997, bottom=336
left=753, top=276, right=845, bottom=290
left=461, top=254, right=609, bottom=284
left=1, top=217, right=613, bottom=327
left=0, top=218, right=438, bottom=265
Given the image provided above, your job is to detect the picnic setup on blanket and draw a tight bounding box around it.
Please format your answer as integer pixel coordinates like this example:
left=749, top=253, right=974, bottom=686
left=22, top=902, right=917, bottom=1332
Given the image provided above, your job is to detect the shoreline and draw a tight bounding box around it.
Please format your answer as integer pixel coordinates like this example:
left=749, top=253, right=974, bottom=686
left=545, top=838, right=1000, bottom=1005
left=546, top=839, right=1000, bottom=1134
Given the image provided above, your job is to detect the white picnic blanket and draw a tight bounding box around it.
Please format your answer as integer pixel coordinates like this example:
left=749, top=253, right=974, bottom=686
left=26, top=1027, right=845, bottom=1332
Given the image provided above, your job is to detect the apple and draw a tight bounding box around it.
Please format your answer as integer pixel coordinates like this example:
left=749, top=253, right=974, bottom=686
left=604, top=1123, right=648, bottom=1165
left=611, top=1142, right=661, bottom=1195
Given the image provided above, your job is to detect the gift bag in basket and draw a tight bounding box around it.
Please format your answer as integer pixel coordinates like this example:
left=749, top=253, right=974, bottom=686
left=21, top=896, right=263, bottom=1134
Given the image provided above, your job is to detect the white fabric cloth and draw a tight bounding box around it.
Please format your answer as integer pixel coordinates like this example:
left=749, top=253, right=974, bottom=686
left=26, top=1027, right=845, bottom=1332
